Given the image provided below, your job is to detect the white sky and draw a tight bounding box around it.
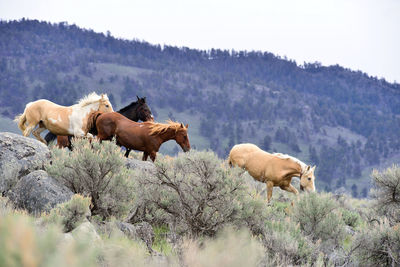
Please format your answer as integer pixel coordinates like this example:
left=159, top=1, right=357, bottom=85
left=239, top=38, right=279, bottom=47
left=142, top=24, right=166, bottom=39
left=1, top=0, right=399, bottom=82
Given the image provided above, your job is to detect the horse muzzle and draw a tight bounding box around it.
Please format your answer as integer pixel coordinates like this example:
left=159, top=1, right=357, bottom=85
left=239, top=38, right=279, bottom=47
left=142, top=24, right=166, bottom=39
left=183, top=146, right=190, bottom=152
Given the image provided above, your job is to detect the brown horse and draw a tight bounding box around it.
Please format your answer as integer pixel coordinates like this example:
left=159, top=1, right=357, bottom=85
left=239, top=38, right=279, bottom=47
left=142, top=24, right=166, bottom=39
left=89, top=112, right=190, bottom=161
left=14, top=93, right=113, bottom=144
left=228, top=143, right=316, bottom=202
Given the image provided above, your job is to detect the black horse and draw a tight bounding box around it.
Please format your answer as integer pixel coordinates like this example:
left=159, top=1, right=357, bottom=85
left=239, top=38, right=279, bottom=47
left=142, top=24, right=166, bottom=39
left=45, top=96, right=153, bottom=157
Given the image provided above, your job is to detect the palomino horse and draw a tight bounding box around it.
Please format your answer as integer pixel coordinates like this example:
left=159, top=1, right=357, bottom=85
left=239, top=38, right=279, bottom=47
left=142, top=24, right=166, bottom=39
left=88, top=111, right=190, bottom=161
left=14, top=93, right=113, bottom=144
left=228, top=143, right=316, bottom=202
left=44, top=96, right=153, bottom=152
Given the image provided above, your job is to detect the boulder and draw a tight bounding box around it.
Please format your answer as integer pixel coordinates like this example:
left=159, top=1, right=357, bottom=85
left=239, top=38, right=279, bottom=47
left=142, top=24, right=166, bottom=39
left=115, top=221, right=154, bottom=251
left=72, top=221, right=102, bottom=243
left=0, top=132, right=50, bottom=195
left=9, top=170, right=73, bottom=214
left=126, top=158, right=155, bottom=172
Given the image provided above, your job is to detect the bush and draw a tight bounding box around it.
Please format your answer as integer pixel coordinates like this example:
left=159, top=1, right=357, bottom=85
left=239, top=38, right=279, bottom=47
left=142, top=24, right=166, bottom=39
left=45, top=194, right=91, bottom=232
left=182, top=227, right=264, bottom=267
left=0, top=196, right=14, bottom=216
left=262, top=218, right=319, bottom=265
left=129, top=150, right=268, bottom=237
left=341, top=208, right=362, bottom=228
left=0, top=213, right=98, bottom=267
left=354, top=220, right=400, bottom=266
left=291, top=193, right=346, bottom=253
left=46, top=138, right=135, bottom=219
left=370, top=165, right=400, bottom=224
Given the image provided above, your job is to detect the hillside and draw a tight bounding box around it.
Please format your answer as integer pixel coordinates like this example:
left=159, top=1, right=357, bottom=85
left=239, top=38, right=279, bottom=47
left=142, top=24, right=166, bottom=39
left=0, top=19, right=399, bottom=195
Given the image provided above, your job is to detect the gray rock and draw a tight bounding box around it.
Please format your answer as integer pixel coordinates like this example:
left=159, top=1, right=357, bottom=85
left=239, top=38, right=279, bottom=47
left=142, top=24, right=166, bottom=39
left=9, top=170, right=73, bottom=214
left=72, top=221, right=101, bottom=243
left=0, top=132, right=50, bottom=195
left=126, top=158, right=155, bottom=172
left=116, top=221, right=154, bottom=251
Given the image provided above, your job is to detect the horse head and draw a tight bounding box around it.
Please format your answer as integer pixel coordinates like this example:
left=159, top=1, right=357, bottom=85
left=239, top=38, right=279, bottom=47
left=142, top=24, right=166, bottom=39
left=135, top=96, right=154, bottom=122
left=300, top=165, right=316, bottom=192
left=175, top=123, right=190, bottom=152
left=98, top=94, right=114, bottom=113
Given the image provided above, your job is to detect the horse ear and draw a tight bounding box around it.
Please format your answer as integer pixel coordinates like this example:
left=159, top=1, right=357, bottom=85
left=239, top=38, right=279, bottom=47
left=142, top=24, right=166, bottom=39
left=306, top=165, right=311, bottom=171
left=180, top=123, right=184, bottom=128
left=136, top=95, right=140, bottom=101
left=185, top=124, right=188, bottom=128
left=143, top=97, right=146, bottom=102
left=311, top=165, right=316, bottom=171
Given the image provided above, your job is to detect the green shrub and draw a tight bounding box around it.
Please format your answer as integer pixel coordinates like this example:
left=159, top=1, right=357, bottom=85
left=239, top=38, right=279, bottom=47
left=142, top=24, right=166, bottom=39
left=45, top=194, right=91, bottom=232
left=341, top=208, right=362, bottom=228
left=354, top=220, right=400, bottom=266
left=291, top=193, right=346, bottom=253
left=129, top=150, right=269, bottom=237
left=370, top=165, right=400, bottom=224
left=262, top=218, right=318, bottom=265
left=46, top=138, right=135, bottom=219
left=152, top=225, right=174, bottom=255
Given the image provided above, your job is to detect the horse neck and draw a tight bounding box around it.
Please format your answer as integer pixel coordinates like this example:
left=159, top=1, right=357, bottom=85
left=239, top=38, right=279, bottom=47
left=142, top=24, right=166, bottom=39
left=285, top=161, right=303, bottom=178
left=118, top=103, right=139, bottom=122
left=155, top=127, right=178, bottom=144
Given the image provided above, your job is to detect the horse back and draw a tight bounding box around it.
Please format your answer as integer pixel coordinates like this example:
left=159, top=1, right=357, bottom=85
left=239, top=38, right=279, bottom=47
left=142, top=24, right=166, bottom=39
left=245, top=150, right=301, bottom=184
left=229, top=143, right=261, bottom=167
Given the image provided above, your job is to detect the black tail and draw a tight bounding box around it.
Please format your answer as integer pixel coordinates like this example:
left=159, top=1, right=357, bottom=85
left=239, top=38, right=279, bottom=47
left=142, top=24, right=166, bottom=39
left=44, top=132, right=57, bottom=144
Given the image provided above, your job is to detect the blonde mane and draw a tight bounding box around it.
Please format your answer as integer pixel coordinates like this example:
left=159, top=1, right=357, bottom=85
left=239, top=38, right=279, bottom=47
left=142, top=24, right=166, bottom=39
left=77, top=92, right=109, bottom=107
left=273, top=153, right=308, bottom=174
left=148, top=120, right=186, bottom=136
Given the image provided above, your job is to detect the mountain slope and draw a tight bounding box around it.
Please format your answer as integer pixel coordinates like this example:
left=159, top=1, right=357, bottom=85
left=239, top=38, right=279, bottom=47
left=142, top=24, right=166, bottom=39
left=1, top=19, right=399, bottom=195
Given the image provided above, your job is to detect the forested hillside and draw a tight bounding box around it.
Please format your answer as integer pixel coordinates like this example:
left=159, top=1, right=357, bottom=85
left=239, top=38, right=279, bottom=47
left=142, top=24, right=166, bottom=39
left=1, top=19, right=399, bottom=195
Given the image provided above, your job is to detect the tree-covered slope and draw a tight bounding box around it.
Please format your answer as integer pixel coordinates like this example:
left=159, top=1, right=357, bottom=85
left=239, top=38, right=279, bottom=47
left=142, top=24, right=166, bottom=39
left=1, top=19, right=399, bottom=195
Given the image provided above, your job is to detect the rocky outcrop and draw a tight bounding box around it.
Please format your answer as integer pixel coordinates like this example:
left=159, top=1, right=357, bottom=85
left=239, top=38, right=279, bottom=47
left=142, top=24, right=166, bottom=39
left=9, top=170, right=73, bottom=214
left=72, top=221, right=102, bottom=243
left=126, top=158, right=155, bottom=172
left=115, top=221, right=155, bottom=251
left=0, top=132, right=50, bottom=195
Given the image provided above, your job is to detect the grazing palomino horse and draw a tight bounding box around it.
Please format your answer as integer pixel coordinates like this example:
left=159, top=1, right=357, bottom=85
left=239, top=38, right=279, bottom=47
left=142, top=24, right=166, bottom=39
left=14, top=93, right=113, bottom=144
left=88, top=111, right=190, bottom=161
left=44, top=96, right=153, bottom=152
left=228, top=143, right=316, bottom=202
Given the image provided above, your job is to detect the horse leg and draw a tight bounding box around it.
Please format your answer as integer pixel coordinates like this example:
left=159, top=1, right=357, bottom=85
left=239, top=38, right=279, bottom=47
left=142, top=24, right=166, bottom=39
left=124, top=149, right=131, bottom=158
left=266, top=181, right=274, bottom=203
left=142, top=152, right=148, bottom=161
left=149, top=152, right=157, bottom=162
left=22, top=122, right=37, bottom=137
left=280, top=184, right=299, bottom=196
left=32, top=126, right=47, bottom=144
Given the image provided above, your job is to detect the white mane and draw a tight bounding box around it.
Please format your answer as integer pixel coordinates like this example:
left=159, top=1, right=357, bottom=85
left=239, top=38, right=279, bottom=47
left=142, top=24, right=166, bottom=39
left=273, top=153, right=308, bottom=173
left=77, top=92, right=109, bottom=107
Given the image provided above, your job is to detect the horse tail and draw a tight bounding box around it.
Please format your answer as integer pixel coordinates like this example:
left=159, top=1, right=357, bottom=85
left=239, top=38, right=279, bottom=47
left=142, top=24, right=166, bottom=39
left=86, top=111, right=103, bottom=136
left=44, top=132, right=57, bottom=144
left=14, top=113, right=27, bottom=132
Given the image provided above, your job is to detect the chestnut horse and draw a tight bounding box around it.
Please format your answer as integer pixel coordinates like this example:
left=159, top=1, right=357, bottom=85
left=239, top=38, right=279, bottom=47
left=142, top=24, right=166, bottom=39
left=88, top=112, right=190, bottom=161
left=228, top=143, right=316, bottom=202
left=14, top=93, right=113, bottom=144
left=44, top=96, right=153, bottom=153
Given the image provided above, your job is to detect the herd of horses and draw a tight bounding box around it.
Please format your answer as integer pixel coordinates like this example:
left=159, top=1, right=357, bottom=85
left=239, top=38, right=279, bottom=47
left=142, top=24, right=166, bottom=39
left=14, top=92, right=316, bottom=201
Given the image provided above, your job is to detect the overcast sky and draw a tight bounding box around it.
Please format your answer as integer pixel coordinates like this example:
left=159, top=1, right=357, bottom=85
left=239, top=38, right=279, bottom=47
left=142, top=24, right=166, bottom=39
left=1, top=0, right=399, bottom=82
